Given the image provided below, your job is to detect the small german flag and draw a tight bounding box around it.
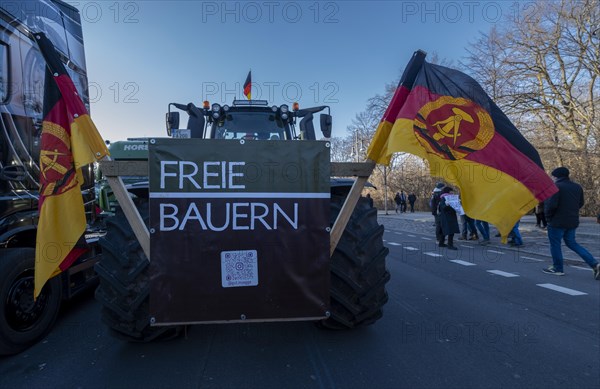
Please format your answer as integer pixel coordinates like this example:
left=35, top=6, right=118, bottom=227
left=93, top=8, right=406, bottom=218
left=243, top=71, right=251, bottom=100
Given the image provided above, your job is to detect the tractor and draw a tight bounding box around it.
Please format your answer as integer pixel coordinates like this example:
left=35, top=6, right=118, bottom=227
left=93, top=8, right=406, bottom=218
left=95, top=99, right=391, bottom=340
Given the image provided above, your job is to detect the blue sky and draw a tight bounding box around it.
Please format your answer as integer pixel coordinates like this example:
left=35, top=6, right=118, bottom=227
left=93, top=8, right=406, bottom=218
left=75, top=1, right=519, bottom=141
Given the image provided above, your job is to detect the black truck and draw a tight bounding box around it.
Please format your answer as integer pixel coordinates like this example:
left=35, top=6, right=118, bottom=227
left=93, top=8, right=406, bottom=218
left=0, top=0, right=101, bottom=355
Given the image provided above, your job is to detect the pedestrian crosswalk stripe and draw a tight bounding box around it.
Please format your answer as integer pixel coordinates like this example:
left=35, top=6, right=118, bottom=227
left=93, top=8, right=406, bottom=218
left=449, top=260, right=476, bottom=266
left=536, top=283, right=587, bottom=296
left=394, top=232, right=402, bottom=235
left=487, top=250, right=505, bottom=254
left=520, top=256, right=543, bottom=262
left=571, top=266, right=593, bottom=272
left=487, top=270, right=519, bottom=277
left=424, top=252, right=443, bottom=257
left=421, top=237, right=432, bottom=241
left=407, top=234, right=416, bottom=237
left=388, top=242, right=401, bottom=246
left=459, top=245, right=474, bottom=249
left=403, top=247, right=419, bottom=251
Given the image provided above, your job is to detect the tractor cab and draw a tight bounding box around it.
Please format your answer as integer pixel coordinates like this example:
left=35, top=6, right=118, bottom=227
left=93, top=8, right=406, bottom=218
left=165, top=100, right=332, bottom=141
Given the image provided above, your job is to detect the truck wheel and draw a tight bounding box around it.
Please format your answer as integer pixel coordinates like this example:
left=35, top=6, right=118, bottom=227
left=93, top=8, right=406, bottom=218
left=0, top=248, right=62, bottom=355
left=320, top=195, right=390, bottom=329
left=95, top=199, right=182, bottom=341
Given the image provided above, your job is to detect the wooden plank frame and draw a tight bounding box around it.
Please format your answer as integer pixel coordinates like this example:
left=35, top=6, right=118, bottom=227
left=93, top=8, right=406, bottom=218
left=99, top=159, right=376, bottom=260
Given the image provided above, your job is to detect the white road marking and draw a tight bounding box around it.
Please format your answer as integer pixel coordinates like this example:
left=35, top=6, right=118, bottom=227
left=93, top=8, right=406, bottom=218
left=487, top=270, right=519, bottom=278
left=520, top=256, right=544, bottom=262
left=487, top=250, right=505, bottom=255
left=424, top=252, right=443, bottom=257
left=403, top=247, right=419, bottom=251
left=387, top=242, right=401, bottom=246
left=536, top=283, right=587, bottom=296
left=394, top=232, right=403, bottom=235
left=459, top=245, right=474, bottom=249
left=421, top=237, right=432, bottom=241
left=449, top=260, right=476, bottom=266
left=571, top=266, right=593, bottom=272
left=407, top=234, right=416, bottom=237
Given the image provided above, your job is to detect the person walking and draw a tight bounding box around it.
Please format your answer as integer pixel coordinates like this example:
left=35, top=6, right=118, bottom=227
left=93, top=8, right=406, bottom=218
left=535, top=201, right=547, bottom=228
left=430, top=183, right=445, bottom=243
left=542, top=167, right=600, bottom=279
left=508, top=221, right=523, bottom=247
left=437, top=186, right=460, bottom=250
left=459, top=214, right=478, bottom=241
left=475, top=220, right=490, bottom=244
left=399, top=191, right=407, bottom=213
left=408, top=193, right=417, bottom=213
left=366, top=193, right=374, bottom=208
left=394, top=192, right=401, bottom=213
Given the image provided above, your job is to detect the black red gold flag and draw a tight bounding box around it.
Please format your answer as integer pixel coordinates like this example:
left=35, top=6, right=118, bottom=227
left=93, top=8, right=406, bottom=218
left=34, top=33, right=109, bottom=297
left=243, top=71, right=251, bottom=100
left=367, top=52, right=557, bottom=239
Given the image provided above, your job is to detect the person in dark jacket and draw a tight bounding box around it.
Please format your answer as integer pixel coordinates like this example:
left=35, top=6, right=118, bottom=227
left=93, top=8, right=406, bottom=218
left=408, top=193, right=417, bottom=212
left=430, top=182, right=445, bottom=243
left=366, top=193, right=374, bottom=208
left=399, top=191, right=407, bottom=213
left=438, top=186, right=460, bottom=250
left=535, top=201, right=547, bottom=228
left=394, top=192, right=401, bottom=213
left=543, top=167, right=600, bottom=279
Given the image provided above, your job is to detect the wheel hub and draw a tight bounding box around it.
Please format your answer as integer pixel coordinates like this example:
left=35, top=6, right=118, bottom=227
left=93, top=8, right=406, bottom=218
left=5, top=273, right=49, bottom=332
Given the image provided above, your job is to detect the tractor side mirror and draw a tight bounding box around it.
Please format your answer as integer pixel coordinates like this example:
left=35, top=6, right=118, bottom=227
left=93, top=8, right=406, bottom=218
left=320, top=114, right=332, bottom=138
left=299, top=113, right=316, bottom=140
left=186, top=103, right=206, bottom=138
left=166, top=112, right=180, bottom=136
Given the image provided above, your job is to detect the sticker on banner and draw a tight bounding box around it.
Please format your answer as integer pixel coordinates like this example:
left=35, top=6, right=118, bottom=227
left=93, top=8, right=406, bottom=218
left=221, top=250, right=258, bottom=288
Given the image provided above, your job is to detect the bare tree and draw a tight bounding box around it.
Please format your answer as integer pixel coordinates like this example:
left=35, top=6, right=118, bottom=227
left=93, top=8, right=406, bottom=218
left=464, top=0, right=600, bottom=215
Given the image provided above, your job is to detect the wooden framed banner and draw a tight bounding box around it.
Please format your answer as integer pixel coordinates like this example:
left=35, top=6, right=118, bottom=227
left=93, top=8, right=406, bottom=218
left=148, top=138, right=331, bottom=325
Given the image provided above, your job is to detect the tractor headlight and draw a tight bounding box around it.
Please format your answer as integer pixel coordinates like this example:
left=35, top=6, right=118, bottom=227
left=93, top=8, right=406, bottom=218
left=271, top=105, right=278, bottom=112
left=223, top=105, right=230, bottom=112
left=280, top=104, right=289, bottom=120
left=212, top=103, right=221, bottom=112
left=212, top=112, right=220, bottom=119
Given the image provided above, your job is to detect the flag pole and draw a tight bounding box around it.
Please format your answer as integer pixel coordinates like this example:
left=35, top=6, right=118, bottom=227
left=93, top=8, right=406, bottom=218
left=101, top=155, right=151, bottom=260
left=329, top=159, right=376, bottom=257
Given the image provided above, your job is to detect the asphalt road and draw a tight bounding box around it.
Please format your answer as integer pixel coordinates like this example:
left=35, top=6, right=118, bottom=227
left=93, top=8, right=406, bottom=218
left=1, top=215, right=598, bottom=389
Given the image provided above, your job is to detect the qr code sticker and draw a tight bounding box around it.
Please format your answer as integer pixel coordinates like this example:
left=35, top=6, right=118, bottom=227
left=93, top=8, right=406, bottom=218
left=221, top=250, right=258, bottom=288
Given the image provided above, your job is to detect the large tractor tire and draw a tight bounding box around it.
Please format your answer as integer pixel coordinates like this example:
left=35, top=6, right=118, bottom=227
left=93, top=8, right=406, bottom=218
left=0, top=248, right=62, bottom=355
left=319, top=195, right=390, bottom=329
left=95, top=199, right=181, bottom=341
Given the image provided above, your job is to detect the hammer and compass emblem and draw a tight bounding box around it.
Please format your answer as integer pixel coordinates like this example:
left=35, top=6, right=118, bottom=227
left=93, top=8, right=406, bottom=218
left=431, top=107, right=474, bottom=145
left=40, top=149, right=69, bottom=179
left=412, top=96, right=494, bottom=160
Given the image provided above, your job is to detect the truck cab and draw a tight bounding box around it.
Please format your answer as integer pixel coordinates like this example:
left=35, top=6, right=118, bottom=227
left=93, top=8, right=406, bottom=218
left=0, top=0, right=101, bottom=356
